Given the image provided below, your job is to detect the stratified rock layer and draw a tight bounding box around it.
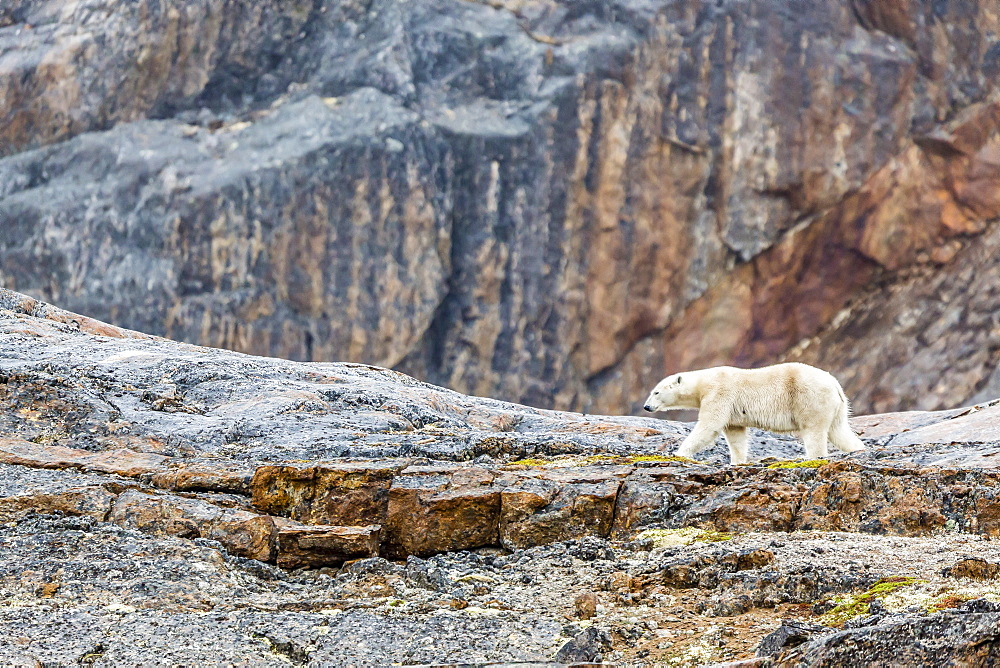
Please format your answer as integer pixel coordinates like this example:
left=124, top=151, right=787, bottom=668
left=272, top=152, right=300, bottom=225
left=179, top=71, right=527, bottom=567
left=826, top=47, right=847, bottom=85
left=5, top=287, right=1000, bottom=563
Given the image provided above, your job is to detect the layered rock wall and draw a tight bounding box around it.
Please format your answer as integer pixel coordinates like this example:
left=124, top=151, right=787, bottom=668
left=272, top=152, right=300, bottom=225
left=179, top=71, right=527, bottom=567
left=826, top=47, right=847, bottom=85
left=1, top=0, right=999, bottom=413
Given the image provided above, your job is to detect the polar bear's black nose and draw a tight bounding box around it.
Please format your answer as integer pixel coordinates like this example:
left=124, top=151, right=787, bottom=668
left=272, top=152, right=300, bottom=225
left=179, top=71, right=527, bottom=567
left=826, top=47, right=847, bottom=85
left=643, top=404, right=652, bottom=412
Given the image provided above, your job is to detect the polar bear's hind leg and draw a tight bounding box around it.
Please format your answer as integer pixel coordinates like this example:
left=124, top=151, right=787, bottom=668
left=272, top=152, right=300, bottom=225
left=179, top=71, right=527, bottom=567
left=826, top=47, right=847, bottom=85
left=801, top=426, right=831, bottom=459
left=724, top=426, right=748, bottom=465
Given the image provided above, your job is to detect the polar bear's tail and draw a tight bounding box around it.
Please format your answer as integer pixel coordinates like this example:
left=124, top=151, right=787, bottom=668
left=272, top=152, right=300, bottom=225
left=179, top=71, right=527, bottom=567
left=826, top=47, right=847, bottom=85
left=828, top=387, right=865, bottom=453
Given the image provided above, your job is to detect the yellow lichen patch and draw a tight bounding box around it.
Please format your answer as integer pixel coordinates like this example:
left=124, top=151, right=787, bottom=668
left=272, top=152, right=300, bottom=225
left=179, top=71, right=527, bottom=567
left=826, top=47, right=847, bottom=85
left=635, top=527, right=736, bottom=549
left=582, top=454, right=618, bottom=464
left=632, top=454, right=700, bottom=464
left=767, top=459, right=829, bottom=469
left=507, top=458, right=548, bottom=466
left=820, top=577, right=926, bottom=626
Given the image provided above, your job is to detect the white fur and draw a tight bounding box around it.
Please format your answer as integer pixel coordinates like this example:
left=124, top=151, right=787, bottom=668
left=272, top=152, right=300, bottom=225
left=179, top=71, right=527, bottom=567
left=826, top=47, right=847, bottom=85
left=643, top=362, right=865, bottom=465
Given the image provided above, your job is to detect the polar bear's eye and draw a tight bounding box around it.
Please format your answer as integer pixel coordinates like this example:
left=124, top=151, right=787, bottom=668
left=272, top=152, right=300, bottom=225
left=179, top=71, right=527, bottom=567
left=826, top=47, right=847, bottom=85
left=675, top=376, right=682, bottom=384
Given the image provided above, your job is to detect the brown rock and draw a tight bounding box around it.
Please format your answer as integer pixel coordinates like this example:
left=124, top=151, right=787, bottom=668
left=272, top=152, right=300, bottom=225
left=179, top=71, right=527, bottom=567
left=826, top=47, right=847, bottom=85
left=606, top=571, right=634, bottom=593
left=943, top=558, right=1000, bottom=580
left=274, top=519, right=381, bottom=569
left=611, top=466, right=712, bottom=538
left=0, top=485, right=116, bottom=522
left=796, top=465, right=952, bottom=535
left=149, top=462, right=254, bottom=495
left=0, top=439, right=169, bottom=477
left=251, top=460, right=408, bottom=526
left=972, top=498, right=1000, bottom=538
left=737, top=549, right=776, bottom=571
left=108, top=489, right=276, bottom=562
left=384, top=465, right=500, bottom=558
left=499, top=466, right=630, bottom=549
left=656, top=548, right=775, bottom=590
left=685, top=482, right=806, bottom=534
left=38, top=582, right=59, bottom=598
left=574, top=592, right=598, bottom=620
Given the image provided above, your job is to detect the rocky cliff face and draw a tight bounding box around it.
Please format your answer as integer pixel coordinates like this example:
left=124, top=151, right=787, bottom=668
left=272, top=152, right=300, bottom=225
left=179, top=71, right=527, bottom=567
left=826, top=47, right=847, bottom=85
left=4, top=289, right=1000, bottom=664
left=2, top=0, right=998, bottom=415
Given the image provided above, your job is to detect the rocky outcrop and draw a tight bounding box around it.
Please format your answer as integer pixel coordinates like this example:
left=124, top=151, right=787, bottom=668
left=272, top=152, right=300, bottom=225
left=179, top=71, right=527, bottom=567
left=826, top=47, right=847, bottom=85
left=8, top=288, right=1000, bottom=568
left=2, top=0, right=998, bottom=416
left=4, top=290, right=1000, bottom=663
left=768, top=608, right=1000, bottom=667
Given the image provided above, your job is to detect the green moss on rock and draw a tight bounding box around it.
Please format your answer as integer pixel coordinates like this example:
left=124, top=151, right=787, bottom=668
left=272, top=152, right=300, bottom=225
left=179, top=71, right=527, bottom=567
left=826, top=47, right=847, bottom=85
left=820, top=577, right=925, bottom=626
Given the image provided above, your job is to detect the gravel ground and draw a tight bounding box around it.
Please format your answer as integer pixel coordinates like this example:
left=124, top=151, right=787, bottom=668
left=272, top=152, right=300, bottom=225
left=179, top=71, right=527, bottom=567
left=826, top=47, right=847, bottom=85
left=3, top=514, right=999, bottom=666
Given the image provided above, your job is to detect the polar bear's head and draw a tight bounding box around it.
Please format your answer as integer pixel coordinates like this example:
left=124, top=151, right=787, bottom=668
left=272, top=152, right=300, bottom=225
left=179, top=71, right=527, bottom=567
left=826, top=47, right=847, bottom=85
left=643, top=373, right=699, bottom=412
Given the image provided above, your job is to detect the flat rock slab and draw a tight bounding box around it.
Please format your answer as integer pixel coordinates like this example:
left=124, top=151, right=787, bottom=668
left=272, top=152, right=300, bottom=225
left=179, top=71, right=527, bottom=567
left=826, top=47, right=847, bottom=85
left=385, top=465, right=501, bottom=558
left=109, top=489, right=279, bottom=562
left=0, top=438, right=169, bottom=476
left=0, top=287, right=692, bottom=463
left=889, top=403, right=1000, bottom=447
left=851, top=408, right=971, bottom=440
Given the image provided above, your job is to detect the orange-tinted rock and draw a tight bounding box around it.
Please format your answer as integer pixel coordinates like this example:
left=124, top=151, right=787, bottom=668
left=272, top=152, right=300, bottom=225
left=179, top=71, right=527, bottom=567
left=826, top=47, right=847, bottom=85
left=943, top=558, right=1000, bottom=580
left=0, top=485, right=116, bottom=522
left=574, top=592, right=598, bottom=620
left=654, top=549, right=776, bottom=589
left=384, top=465, right=500, bottom=558
left=0, top=439, right=169, bottom=477
left=274, top=518, right=381, bottom=569
left=499, top=466, right=630, bottom=549
left=785, top=102, right=1000, bottom=415
left=795, top=463, right=959, bottom=535
left=108, top=489, right=276, bottom=562
left=149, top=463, right=254, bottom=494
left=971, top=497, right=1000, bottom=538
left=251, top=460, right=408, bottom=526
left=685, top=482, right=806, bottom=534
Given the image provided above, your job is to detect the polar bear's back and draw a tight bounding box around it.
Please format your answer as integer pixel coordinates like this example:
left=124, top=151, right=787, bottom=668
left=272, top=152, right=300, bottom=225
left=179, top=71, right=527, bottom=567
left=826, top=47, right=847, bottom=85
left=700, top=363, right=846, bottom=432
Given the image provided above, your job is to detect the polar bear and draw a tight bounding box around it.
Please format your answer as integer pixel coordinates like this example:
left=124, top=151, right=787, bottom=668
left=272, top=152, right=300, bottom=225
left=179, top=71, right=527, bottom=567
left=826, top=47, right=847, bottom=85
left=643, top=362, right=865, bottom=465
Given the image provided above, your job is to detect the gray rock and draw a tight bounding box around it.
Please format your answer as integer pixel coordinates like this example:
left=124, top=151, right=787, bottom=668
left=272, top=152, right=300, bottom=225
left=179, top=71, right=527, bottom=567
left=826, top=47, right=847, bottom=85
left=554, top=626, right=612, bottom=662
left=773, top=612, right=1000, bottom=667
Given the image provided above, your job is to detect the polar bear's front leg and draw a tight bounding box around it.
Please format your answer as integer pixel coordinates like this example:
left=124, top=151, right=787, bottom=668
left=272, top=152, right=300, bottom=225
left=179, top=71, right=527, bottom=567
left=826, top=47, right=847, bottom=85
left=724, top=426, right=748, bottom=465
left=675, top=418, right=725, bottom=458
